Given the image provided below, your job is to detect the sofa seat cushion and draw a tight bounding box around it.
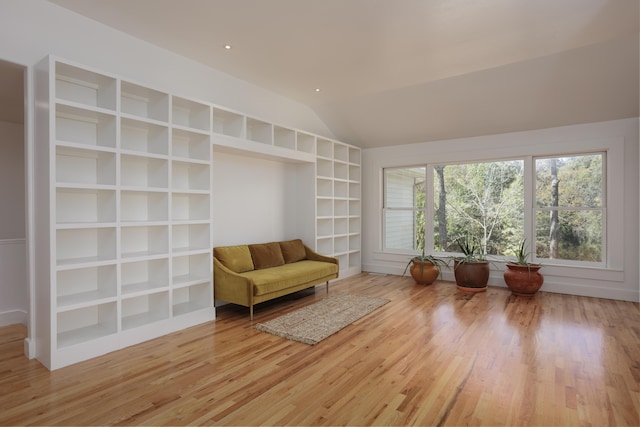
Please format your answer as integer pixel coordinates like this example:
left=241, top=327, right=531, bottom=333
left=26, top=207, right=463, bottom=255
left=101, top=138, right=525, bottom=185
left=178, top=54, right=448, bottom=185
left=213, top=245, right=254, bottom=273
left=242, top=260, right=339, bottom=296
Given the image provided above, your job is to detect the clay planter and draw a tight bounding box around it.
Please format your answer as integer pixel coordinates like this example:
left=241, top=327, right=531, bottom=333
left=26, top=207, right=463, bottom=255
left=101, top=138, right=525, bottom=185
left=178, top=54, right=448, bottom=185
left=454, top=260, right=489, bottom=292
left=504, top=264, right=543, bottom=296
left=409, top=260, right=440, bottom=285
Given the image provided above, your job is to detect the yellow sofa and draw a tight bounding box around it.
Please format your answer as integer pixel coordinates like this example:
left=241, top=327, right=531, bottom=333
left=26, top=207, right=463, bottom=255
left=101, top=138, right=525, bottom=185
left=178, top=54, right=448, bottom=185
left=213, top=239, right=339, bottom=319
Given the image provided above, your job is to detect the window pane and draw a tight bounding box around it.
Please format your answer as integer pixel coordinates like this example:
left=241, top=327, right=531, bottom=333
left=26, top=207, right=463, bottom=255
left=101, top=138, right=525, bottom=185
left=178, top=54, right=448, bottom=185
left=384, top=167, right=425, bottom=208
left=433, top=161, right=524, bottom=255
left=384, top=210, right=423, bottom=251
left=536, top=154, right=603, bottom=208
left=535, top=210, right=602, bottom=262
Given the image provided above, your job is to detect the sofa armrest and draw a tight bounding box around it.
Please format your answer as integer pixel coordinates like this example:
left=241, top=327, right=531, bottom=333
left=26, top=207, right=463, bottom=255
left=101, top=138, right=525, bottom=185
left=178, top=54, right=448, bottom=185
left=304, top=245, right=339, bottom=267
left=213, top=257, right=254, bottom=307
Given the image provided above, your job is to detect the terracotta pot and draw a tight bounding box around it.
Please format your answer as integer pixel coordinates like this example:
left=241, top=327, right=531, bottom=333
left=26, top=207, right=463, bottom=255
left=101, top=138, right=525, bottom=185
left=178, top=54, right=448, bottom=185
left=409, top=260, right=440, bottom=285
left=504, top=264, right=543, bottom=296
left=454, top=260, right=489, bottom=292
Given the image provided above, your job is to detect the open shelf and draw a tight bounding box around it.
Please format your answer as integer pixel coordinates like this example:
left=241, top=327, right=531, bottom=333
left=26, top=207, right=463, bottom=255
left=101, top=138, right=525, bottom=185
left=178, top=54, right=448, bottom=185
left=296, top=132, right=315, bottom=154
left=172, top=96, right=210, bottom=132
left=274, top=126, right=295, bottom=150
left=122, top=258, right=169, bottom=295
left=56, top=227, right=116, bottom=267
left=317, top=158, right=333, bottom=178
left=56, top=188, right=116, bottom=224
left=121, top=81, right=169, bottom=122
left=212, top=107, right=244, bottom=138
left=316, top=237, right=333, bottom=255
left=171, top=193, right=209, bottom=221
left=317, top=138, right=333, bottom=158
left=57, top=302, right=117, bottom=348
left=121, top=292, right=170, bottom=330
left=334, top=144, right=349, bottom=163
left=334, top=180, right=348, bottom=198
left=121, top=154, right=168, bottom=189
left=56, top=146, right=116, bottom=186
left=172, top=224, right=210, bottom=253
left=121, top=118, right=169, bottom=156
left=55, top=62, right=116, bottom=111
left=171, top=161, right=209, bottom=192
left=121, top=225, right=169, bottom=259
left=317, top=178, right=333, bottom=198
left=172, top=253, right=210, bottom=287
left=120, top=191, right=169, bottom=222
left=172, top=283, right=210, bottom=316
left=56, top=265, right=117, bottom=309
left=246, top=117, right=273, bottom=145
left=56, top=104, right=116, bottom=148
left=172, top=128, right=210, bottom=162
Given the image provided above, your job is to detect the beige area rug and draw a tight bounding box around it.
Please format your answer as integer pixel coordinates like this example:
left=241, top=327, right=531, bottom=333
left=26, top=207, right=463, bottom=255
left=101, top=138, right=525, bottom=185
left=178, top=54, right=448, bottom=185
left=255, top=294, right=390, bottom=345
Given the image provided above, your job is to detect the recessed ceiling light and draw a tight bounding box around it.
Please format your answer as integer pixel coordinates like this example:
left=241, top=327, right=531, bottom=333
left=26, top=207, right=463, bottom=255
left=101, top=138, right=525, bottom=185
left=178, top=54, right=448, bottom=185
left=224, top=44, right=232, bottom=50
left=315, top=88, right=321, bottom=92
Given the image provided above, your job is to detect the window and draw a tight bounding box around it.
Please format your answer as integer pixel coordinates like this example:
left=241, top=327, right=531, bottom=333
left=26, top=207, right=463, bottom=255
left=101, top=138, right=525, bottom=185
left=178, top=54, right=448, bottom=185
left=433, top=160, right=524, bottom=256
left=383, top=152, right=605, bottom=266
left=535, top=154, right=604, bottom=263
left=383, top=167, right=425, bottom=251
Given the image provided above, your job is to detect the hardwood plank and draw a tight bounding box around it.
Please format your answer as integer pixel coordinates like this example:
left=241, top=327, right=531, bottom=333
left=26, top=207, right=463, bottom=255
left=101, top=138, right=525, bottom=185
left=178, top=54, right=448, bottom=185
left=0, top=273, right=638, bottom=426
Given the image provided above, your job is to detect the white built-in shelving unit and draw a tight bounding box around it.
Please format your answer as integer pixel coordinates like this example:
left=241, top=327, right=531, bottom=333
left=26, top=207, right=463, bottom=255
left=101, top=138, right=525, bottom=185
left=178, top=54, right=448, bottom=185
left=35, top=56, right=361, bottom=370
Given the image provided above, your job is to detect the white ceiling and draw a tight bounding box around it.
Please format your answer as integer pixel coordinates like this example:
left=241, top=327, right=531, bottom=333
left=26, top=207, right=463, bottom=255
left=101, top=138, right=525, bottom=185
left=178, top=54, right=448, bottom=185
left=40, top=1, right=640, bottom=147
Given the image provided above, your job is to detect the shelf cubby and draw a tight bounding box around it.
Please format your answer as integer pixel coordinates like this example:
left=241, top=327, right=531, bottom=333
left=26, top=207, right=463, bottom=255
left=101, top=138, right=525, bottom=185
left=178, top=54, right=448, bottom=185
left=56, top=227, right=116, bottom=267
left=172, top=253, right=210, bottom=287
left=334, top=162, right=349, bottom=180
left=296, top=132, right=315, bottom=154
left=317, top=158, right=333, bottom=178
left=349, top=234, right=361, bottom=250
left=349, top=217, right=361, bottom=233
left=317, top=138, right=333, bottom=158
left=56, top=146, right=116, bottom=186
left=246, top=118, right=273, bottom=144
left=349, top=200, right=361, bottom=216
left=120, top=191, right=169, bottom=222
left=349, top=252, right=361, bottom=268
left=120, top=154, right=168, bottom=189
left=172, top=283, right=210, bottom=316
left=121, top=258, right=169, bottom=295
left=171, top=193, right=209, bottom=221
left=172, top=224, right=210, bottom=253
left=121, top=292, right=170, bottom=330
left=349, top=182, right=361, bottom=199
left=57, top=302, right=117, bottom=348
left=317, top=198, right=333, bottom=217
left=172, top=128, right=210, bottom=161
left=334, top=199, right=348, bottom=217
left=56, top=104, right=116, bottom=148
left=316, top=237, right=333, bottom=256
left=317, top=218, right=333, bottom=237
left=317, top=178, right=333, bottom=198
left=334, top=236, right=349, bottom=254
left=121, top=225, right=169, bottom=259
left=349, top=165, right=361, bottom=182
left=334, top=218, right=348, bottom=235
left=171, top=161, right=210, bottom=192
left=56, top=188, right=116, bottom=224
left=121, top=118, right=169, bottom=156
left=56, top=265, right=117, bottom=309
left=349, top=147, right=361, bottom=165
left=55, top=63, right=116, bottom=111
left=172, top=96, right=210, bottom=132
left=334, top=180, right=348, bottom=198
left=212, top=107, right=244, bottom=138
left=120, top=81, right=169, bottom=122
left=274, top=126, right=295, bottom=150
left=334, top=144, right=349, bottom=163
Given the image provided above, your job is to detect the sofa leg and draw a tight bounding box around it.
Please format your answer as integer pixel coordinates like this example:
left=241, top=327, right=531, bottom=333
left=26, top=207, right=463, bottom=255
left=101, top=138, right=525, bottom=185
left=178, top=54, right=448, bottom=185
left=326, top=281, right=329, bottom=294
left=250, top=305, right=253, bottom=321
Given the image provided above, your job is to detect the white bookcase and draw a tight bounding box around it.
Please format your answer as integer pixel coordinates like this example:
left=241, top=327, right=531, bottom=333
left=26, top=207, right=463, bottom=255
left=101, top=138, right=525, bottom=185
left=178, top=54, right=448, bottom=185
left=315, top=138, right=362, bottom=277
left=35, top=57, right=214, bottom=370
left=34, top=55, right=361, bottom=370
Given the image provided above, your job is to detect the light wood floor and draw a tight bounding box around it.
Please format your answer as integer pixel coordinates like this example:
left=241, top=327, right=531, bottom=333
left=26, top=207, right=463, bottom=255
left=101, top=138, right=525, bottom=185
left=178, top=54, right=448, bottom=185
left=1, top=273, right=639, bottom=426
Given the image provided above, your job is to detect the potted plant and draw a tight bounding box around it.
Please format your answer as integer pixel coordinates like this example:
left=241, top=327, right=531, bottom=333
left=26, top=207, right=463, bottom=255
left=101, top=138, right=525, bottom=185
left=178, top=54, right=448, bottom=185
left=504, top=240, right=543, bottom=296
left=402, top=247, right=448, bottom=285
left=453, top=236, right=490, bottom=292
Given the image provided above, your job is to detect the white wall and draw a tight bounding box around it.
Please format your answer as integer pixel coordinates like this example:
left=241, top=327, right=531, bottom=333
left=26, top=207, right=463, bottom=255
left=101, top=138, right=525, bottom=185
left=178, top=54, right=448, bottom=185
left=0, top=121, right=27, bottom=326
left=362, top=118, right=640, bottom=302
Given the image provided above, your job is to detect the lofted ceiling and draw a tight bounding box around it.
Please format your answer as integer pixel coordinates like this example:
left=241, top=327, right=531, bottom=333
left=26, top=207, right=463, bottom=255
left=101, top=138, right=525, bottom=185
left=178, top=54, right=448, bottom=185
left=48, top=0, right=640, bottom=148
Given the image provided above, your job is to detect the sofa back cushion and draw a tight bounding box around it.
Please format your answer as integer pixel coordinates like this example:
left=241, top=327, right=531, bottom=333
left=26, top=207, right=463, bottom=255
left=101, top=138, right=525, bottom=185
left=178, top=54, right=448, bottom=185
left=214, top=245, right=255, bottom=273
left=249, top=242, right=285, bottom=270
left=279, top=239, right=307, bottom=264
